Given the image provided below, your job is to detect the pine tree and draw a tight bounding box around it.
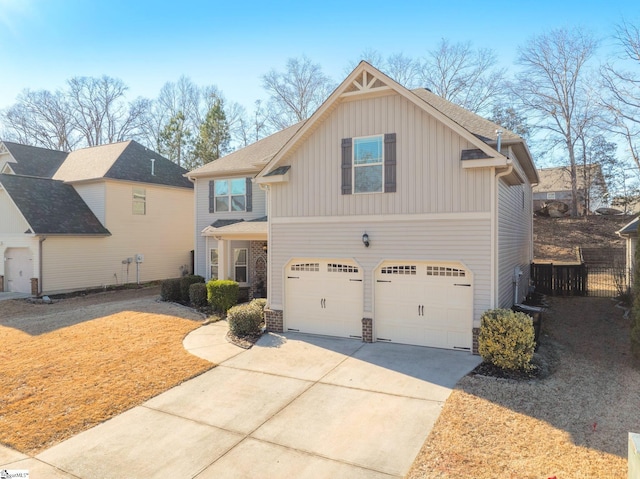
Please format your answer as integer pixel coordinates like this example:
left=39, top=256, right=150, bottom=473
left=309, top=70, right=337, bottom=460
left=157, top=111, right=192, bottom=167
left=192, top=97, right=230, bottom=168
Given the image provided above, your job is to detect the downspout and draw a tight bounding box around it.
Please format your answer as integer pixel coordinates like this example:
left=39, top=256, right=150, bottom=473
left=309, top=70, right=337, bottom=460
left=492, top=160, right=514, bottom=308
left=38, top=235, right=47, bottom=296
left=259, top=183, right=271, bottom=308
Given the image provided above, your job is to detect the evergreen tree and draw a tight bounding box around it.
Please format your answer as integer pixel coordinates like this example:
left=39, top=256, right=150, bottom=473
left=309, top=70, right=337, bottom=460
left=157, top=111, right=192, bottom=167
left=192, top=97, right=230, bottom=167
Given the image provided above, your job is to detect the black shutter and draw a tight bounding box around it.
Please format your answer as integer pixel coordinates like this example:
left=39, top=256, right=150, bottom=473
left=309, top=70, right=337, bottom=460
left=246, top=177, right=252, bottom=212
left=209, top=180, right=215, bottom=212
left=384, top=133, right=397, bottom=193
left=341, top=138, right=353, bottom=195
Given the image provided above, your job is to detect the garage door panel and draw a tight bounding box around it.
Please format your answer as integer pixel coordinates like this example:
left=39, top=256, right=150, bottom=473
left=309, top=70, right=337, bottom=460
left=375, top=262, right=472, bottom=350
left=285, top=260, right=363, bottom=339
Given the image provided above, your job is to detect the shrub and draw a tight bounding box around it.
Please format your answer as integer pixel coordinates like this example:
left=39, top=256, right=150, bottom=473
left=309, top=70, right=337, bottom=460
left=249, top=297, right=267, bottom=312
left=189, top=283, right=208, bottom=309
left=207, top=280, right=239, bottom=313
left=478, top=308, right=535, bottom=371
left=180, top=275, right=205, bottom=303
left=160, top=278, right=181, bottom=302
left=227, top=302, right=264, bottom=336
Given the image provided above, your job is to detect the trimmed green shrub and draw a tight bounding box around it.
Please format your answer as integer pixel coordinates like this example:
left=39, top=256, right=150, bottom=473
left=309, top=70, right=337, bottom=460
left=180, top=275, right=205, bottom=303
left=632, top=240, right=640, bottom=359
left=478, top=308, right=535, bottom=371
left=189, top=283, right=208, bottom=308
left=207, top=280, right=239, bottom=313
left=160, top=278, right=181, bottom=302
left=227, top=302, right=264, bottom=336
left=249, top=298, right=267, bottom=312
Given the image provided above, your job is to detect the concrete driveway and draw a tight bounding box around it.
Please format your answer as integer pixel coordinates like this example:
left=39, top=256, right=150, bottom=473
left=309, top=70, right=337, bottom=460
left=2, top=322, right=480, bottom=478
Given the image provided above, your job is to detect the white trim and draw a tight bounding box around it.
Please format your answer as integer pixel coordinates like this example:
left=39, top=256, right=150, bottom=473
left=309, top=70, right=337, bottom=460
left=271, top=212, right=491, bottom=224
left=352, top=134, right=384, bottom=195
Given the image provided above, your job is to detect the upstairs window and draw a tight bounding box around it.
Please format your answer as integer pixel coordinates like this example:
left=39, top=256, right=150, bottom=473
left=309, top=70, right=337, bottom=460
left=354, top=136, right=383, bottom=193
left=342, top=133, right=396, bottom=195
left=132, top=187, right=146, bottom=215
left=209, top=178, right=252, bottom=213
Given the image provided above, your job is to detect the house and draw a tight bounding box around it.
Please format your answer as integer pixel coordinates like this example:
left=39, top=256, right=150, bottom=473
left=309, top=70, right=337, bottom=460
left=0, top=140, right=193, bottom=295
left=533, top=164, right=607, bottom=215
left=188, top=62, right=538, bottom=353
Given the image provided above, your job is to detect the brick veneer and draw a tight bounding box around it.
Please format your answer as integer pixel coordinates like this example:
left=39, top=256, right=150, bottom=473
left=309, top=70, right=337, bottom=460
left=30, top=278, right=38, bottom=296
left=265, top=308, right=283, bottom=333
left=249, top=241, right=267, bottom=300
left=472, top=327, right=480, bottom=355
left=0, top=275, right=3, bottom=292
left=362, top=318, right=373, bottom=343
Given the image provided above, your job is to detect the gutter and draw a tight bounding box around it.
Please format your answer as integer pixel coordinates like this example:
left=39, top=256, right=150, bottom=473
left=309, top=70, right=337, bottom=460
left=491, top=161, right=514, bottom=308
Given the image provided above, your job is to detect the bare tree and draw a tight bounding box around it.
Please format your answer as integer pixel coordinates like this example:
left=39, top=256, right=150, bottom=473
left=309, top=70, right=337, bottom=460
left=600, top=19, right=640, bottom=171
left=262, top=56, right=335, bottom=130
left=67, top=76, right=148, bottom=146
left=513, top=28, right=598, bottom=216
left=2, top=89, right=78, bottom=150
left=419, top=39, right=506, bottom=114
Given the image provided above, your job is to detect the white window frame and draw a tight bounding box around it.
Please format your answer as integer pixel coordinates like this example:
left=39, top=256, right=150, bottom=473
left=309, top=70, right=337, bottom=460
left=234, top=248, right=248, bottom=284
left=210, top=248, right=219, bottom=280
left=546, top=192, right=556, bottom=200
left=132, top=187, right=146, bottom=215
left=352, top=135, right=384, bottom=194
left=214, top=178, right=246, bottom=212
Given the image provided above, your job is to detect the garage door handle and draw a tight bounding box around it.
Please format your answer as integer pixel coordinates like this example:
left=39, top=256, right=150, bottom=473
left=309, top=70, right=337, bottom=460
left=454, top=284, right=471, bottom=287
left=287, top=276, right=300, bottom=279
left=349, top=279, right=363, bottom=282
left=376, top=280, right=392, bottom=283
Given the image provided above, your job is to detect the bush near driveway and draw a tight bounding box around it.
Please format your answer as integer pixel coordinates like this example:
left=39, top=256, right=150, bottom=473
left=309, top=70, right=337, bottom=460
left=180, top=275, right=205, bottom=303
left=478, top=308, right=535, bottom=371
left=207, top=280, right=239, bottom=314
left=227, top=300, right=264, bottom=336
left=189, top=282, right=208, bottom=308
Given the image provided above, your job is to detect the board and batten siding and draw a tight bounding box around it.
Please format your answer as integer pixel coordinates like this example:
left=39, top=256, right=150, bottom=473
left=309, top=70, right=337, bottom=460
left=271, top=93, right=492, bottom=218
left=269, top=215, right=492, bottom=327
left=193, top=175, right=266, bottom=278
left=40, top=180, right=193, bottom=294
left=497, top=176, right=533, bottom=308
left=0, top=189, right=30, bottom=234
left=73, top=182, right=106, bottom=225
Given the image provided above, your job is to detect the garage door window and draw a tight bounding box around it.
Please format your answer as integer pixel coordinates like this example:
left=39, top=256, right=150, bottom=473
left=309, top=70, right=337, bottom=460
left=381, top=265, right=416, bottom=275
left=291, top=263, right=319, bottom=272
left=327, top=263, right=359, bottom=273
left=426, top=265, right=466, bottom=277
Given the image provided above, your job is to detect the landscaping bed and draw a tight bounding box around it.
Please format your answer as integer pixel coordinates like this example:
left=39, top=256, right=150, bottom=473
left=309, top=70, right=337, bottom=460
left=407, top=296, right=639, bottom=478
left=0, top=286, right=214, bottom=454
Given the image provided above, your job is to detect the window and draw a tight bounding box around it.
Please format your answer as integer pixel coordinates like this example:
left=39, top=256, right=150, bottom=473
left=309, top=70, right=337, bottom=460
left=342, top=133, right=396, bottom=195
left=547, top=192, right=556, bottom=200
left=234, top=248, right=247, bottom=283
left=210, top=249, right=218, bottom=279
left=132, top=187, right=146, bottom=215
left=214, top=178, right=246, bottom=212
left=353, top=136, right=383, bottom=193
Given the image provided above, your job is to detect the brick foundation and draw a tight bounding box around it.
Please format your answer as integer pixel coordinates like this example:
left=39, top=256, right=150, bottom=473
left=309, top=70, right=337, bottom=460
left=30, top=278, right=38, bottom=297
left=472, top=327, right=480, bottom=355
left=265, top=308, right=283, bottom=333
left=0, top=275, right=3, bottom=292
left=362, top=318, right=373, bottom=343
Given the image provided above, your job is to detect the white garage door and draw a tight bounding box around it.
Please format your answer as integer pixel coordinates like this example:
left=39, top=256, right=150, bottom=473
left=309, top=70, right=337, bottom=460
left=375, top=262, right=473, bottom=350
left=5, top=248, right=33, bottom=294
left=285, top=259, right=363, bottom=338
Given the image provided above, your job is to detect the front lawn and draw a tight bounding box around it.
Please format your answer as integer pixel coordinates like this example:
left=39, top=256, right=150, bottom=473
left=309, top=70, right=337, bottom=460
left=0, top=289, right=213, bottom=454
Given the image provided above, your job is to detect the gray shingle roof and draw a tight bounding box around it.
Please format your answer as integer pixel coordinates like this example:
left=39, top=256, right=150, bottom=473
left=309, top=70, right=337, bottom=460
left=0, top=174, right=110, bottom=235
left=618, top=217, right=639, bottom=236
left=54, top=140, right=193, bottom=188
left=2, top=141, right=68, bottom=178
left=187, top=123, right=303, bottom=177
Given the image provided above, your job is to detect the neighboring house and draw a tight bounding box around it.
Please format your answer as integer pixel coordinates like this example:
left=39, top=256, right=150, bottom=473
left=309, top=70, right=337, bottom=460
left=0, top=140, right=193, bottom=295
left=188, top=62, right=538, bottom=353
left=533, top=164, right=607, bottom=215
left=617, top=216, right=638, bottom=284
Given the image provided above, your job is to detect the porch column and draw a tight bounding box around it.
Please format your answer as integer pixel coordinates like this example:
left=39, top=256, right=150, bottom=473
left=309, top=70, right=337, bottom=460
left=217, top=238, right=227, bottom=281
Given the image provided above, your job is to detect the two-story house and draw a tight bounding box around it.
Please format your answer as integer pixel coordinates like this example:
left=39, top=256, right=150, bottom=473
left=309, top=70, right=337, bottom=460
left=0, top=140, right=193, bottom=295
left=189, top=62, right=538, bottom=353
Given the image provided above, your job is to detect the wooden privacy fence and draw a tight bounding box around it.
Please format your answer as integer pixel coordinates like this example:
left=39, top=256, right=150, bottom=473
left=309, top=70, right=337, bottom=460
left=530, top=263, right=587, bottom=296
left=531, top=263, right=629, bottom=297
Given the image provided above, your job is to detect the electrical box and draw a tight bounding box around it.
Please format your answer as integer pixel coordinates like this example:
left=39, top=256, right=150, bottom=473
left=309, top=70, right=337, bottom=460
left=135, top=254, right=144, bottom=263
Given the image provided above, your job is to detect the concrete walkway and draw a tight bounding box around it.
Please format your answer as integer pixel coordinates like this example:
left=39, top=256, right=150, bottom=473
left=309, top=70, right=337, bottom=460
left=0, top=292, right=30, bottom=301
left=1, top=321, right=480, bottom=478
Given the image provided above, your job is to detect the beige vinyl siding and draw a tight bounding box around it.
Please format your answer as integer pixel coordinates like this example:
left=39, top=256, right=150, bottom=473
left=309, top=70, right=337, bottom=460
left=497, top=177, right=533, bottom=308
left=193, top=175, right=266, bottom=277
left=0, top=189, right=30, bottom=233
left=40, top=180, right=193, bottom=294
left=271, top=93, right=492, bottom=218
left=269, top=216, right=491, bottom=327
left=73, top=182, right=106, bottom=224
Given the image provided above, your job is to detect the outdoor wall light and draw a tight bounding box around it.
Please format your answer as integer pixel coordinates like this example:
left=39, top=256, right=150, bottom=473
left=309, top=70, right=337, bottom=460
left=262, top=244, right=268, bottom=253
left=362, top=233, right=370, bottom=248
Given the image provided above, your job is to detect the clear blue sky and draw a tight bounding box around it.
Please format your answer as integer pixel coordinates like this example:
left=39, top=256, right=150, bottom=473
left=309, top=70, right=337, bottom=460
left=0, top=0, right=635, bottom=113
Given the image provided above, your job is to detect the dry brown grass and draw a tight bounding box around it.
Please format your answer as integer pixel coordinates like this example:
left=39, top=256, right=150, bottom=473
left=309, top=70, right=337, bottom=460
left=0, top=288, right=214, bottom=454
left=407, top=296, right=640, bottom=479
